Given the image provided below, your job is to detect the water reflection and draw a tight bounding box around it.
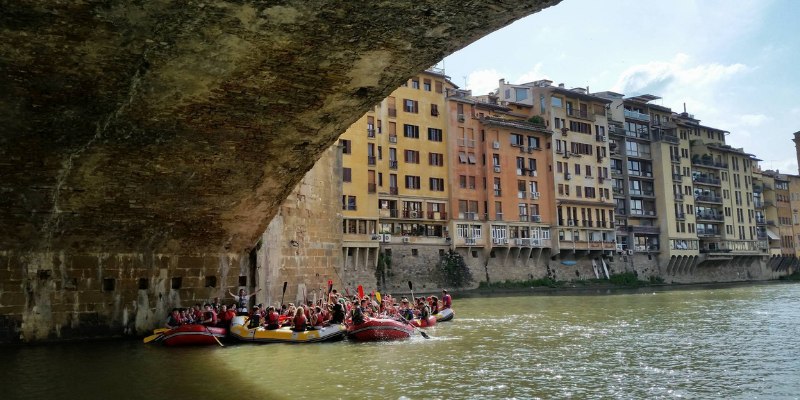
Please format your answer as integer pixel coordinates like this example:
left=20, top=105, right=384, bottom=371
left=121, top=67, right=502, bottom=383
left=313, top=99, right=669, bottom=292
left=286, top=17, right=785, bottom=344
left=2, top=283, right=799, bottom=399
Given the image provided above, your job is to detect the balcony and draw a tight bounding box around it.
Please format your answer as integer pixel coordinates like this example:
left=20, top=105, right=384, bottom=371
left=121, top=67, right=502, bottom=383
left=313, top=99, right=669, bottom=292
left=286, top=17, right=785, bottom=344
left=461, top=212, right=478, bottom=221
left=692, top=158, right=728, bottom=169
left=630, top=225, right=661, bottom=235
left=367, top=128, right=376, bottom=138
left=676, top=212, right=686, bottom=220
left=613, top=187, right=624, bottom=196
left=388, top=108, right=397, bottom=118
left=612, top=169, right=624, bottom=178
left=519, top=215, right=530, bottom=222
left=566, top=108, right=595, bottom=121
left=696, top=212, right=723, bottom=222
left=380, top=209, right=399, bottom=218
left=402, top=210, right=424, bottom=219
left=367, top=156, right=376, bottom=166
left=672, top=173, right=683, bottom=182
left=697, top=228, right=721, bottom=237
left=753, top=200, right=764, bottom=208
left=624, top=109, right=650, bottom=121
left=753, top=184, right=763, bottom=193
left=674, top=193, right=685, bottom=201
left=518, top=191, right=527, bottom=199
left=389, top=187, right=398, bottom=195
left=367, top=183, right=376, bottom=194
left=608, top=125, right=626, bottom=136
left=693, top=175, right=721, bottom=186
left=755, top=217, right=766, bottom=225
left=426, top=211, right=448, bottom=220
left=659, top=134, right=680, bottom=144
left=629, top=189, right=655, bottom=198
left=627, top=170, right=654, bottom=178
left=629, top=209, right=657, bottom=218
left=615, top=208, right=627, bottom=216
left=388, top=160, right=398, bottom=170
left=495, top=213, right=504, bottom=221
left=670, top=154, right=681, bottom=163
left=626, top=151, right=652, bottom=159
left=388, top=135, right=397, bottom=144
left=625, top=131, right=651, bottom=140
left=695, top=194, right=723, bottom=204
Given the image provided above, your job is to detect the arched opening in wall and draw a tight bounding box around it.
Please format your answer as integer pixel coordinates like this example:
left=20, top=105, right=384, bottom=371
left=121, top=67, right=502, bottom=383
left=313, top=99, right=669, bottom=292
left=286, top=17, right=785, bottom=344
left=138, top=278, right=149, bottom=290
left=102, top=278, right=115, bottom=292
left=171, top=277, right=182, bottom=290
left=205, top=276, right=217, bottom=288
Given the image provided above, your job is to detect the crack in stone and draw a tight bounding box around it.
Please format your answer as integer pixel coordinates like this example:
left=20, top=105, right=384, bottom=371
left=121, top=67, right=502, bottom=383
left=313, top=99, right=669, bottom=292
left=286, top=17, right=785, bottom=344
left=41, top=54, right=151, bottom=250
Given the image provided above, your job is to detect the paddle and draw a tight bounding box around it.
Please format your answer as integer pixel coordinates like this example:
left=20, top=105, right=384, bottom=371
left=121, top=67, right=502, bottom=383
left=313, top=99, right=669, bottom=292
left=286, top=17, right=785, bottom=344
left=327, top=280, right=333, bottom=305
left=205, top=326, right=224, bottom=347
left=143, top=332, right=163, bottom=344
left=398, top=314, right=430, bottom=339
left=357, top=285, right=364, bottom=300
left=280, top=281, right=288, bottom=308
left=405, top=281, right=430, bottom=339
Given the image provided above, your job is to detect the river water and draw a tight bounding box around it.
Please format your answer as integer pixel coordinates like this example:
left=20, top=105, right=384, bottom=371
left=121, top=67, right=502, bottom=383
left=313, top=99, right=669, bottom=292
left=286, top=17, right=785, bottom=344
left=3, top=283, right=800, bottom=399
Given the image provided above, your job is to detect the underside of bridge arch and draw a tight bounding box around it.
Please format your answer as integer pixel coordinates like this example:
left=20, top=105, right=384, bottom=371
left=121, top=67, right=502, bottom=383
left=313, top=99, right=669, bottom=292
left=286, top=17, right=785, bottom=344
left=0, top=0, right=560, bottom=254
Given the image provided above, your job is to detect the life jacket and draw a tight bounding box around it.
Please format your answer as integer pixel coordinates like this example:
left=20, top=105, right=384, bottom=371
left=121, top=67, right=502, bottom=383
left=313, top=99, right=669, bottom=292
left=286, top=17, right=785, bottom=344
left=237, top=296, right=248, bottom=313
left=351, top=307, right=365, bottom=325
left=331, top=304, right=345, bottom=324
left=248, top=313, right=262, bottom=329
left=203, top=310, right=218, bottom=326
left=293, top=314, right=307, bottom=332
left=443, top=294, right=452, bottom=309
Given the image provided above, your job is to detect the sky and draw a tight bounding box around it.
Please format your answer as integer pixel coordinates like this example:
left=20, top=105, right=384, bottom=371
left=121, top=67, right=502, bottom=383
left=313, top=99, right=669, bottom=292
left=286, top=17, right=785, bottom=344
left=437, top=0, right=800, bottom=174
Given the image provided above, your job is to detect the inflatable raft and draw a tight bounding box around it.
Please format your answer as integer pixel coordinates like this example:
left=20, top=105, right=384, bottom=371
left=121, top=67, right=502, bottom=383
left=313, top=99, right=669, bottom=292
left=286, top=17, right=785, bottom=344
left=409, top=316, right=437, bottom=328
left=158, top=324, right=227, bottom=347
left=434, top=308, right=454, bottom=322
left=229, top=316, right=346, bottom=343
left=347, top=318, right=414, bottom=342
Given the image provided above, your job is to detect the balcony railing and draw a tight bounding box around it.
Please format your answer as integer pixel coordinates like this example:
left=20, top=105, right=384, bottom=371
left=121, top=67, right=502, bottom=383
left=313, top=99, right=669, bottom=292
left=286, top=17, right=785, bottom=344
left=632, top=226, right=660, bottom=234
left=672, top=173, right=683, bottom=181
left=389, top=187, right=398, bottom=195
left=693, top=175, right=721, bottom=185
left=695, top=195, right=723, bottom=204
left=696, top=212, right=723, bottom=221
left=629, top=209, right=657, bottom=217
left=692, top=158, right=729, bottom=169
left=674, top=193, right=685, bottom=201
left=388, top=108, right=397, bottom=118
left=629, top=190, right=655, bottom=197
left=367, top=183, right=376, bottom=193
left=755, top=217, right=766, bottom=225
left=697, top=228, right=721, bottom=236
left=388, top=160, right=398, bottom=169
left=567, top=108, right=595, bottom=121
left=426, top=211, right=448, bottom=220
left=676, top=212, right=686, bottom=220
left=627, top=170, right=654, bottom=178
left=367, top=156, right=376, bottom=166
left=367, top=128, right=376, bottom=138
left=670, top=154, right=681, bottom=163
left=753, top=200, right=764, bottom=208
left=627, top=151, right=652, bottom=159
left=388, top=135, right=397, bottom=144
left=626, top=131, right=651, bottom=140
left=624, top=109, right=650, bottom=121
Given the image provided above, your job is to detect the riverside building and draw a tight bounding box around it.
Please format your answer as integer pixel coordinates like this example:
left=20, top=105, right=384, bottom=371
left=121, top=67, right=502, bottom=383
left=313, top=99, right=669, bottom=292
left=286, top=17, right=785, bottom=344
left=446, top=88, right=554, bottom=279
left=497, top=79, right=616, bottom=259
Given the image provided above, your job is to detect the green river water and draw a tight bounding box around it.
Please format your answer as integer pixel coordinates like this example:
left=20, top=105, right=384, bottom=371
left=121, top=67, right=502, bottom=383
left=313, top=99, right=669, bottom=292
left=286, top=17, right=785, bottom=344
left=2, top=283, right=800, bottom=399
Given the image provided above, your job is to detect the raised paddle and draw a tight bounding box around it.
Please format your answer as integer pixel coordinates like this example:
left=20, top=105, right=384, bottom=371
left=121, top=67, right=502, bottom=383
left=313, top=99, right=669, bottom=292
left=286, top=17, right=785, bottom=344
left=327, top=280, right=333, bottom=305
left=408, top=281, right=415, bottom=303
left=280, top=281, right=288, bottom=307
left=357, top=285, right=364, bottom=300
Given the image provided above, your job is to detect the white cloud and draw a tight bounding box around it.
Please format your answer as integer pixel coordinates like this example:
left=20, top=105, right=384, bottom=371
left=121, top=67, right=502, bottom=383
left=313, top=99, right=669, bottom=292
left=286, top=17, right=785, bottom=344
left=466, top=69, right=502, bottom=96
left=516, top=63, right=549, bottom=85
left=612, top=54, right=748, bottom=96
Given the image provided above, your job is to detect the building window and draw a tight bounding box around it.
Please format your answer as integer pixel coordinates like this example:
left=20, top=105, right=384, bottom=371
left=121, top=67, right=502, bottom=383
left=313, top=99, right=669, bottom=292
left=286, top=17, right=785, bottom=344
left=411, top=79, right=419, bottom=89
left=342, top=195, right=357, bottom=210
left=403, top=124, right=419, bottom=138
left=429, top=153, right=444, bottom=166
left=428, top=128, right=443, bottom=141
left=340, top=139, right=351, bottom=154
left=403, top=99, right=418, bottom=113
left=430, top=104, right=439, bottom=116
left=404, top=150, right=420, bottom=164
left=423, top=79, right=432, bottom=91
left=430, top=178, right=445, bottom=191
left=342, top=168, right=352, bottom=182
left=551, top=96, right=563, bottom=108
left=405, top=175, right=421, bottom=189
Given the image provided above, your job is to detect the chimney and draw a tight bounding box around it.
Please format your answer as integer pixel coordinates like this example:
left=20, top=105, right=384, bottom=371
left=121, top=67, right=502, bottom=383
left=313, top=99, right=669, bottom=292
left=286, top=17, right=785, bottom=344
left=558, top=83, right=565, bottom=88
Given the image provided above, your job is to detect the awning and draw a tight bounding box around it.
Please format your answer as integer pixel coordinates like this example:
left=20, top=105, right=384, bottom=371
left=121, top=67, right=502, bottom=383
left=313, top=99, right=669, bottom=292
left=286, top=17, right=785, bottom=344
left=766, top=229, right=780, bottom=240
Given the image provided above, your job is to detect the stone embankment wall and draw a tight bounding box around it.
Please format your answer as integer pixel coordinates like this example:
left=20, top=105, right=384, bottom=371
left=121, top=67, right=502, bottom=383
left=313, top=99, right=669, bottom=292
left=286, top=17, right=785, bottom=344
left=0, top=251, right=249, bottom=343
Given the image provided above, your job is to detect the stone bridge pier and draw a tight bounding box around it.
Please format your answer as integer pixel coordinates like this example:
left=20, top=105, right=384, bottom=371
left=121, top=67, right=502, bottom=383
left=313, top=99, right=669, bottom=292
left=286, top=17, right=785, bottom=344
left=0, top=1, right=561, bottom=342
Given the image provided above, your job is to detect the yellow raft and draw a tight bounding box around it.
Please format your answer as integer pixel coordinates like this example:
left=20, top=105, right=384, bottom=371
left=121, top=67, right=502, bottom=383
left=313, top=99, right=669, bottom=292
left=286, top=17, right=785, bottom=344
left=229, top=316, right=346, bottom=343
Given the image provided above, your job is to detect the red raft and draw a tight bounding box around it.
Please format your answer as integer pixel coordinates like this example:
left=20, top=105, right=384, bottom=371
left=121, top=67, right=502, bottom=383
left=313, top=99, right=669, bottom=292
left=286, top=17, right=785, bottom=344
left=409, top=316, right=437, bottom=328
left=159, top=325, right=227, bottom=347
left=347, top=318, right=414, bottom=342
